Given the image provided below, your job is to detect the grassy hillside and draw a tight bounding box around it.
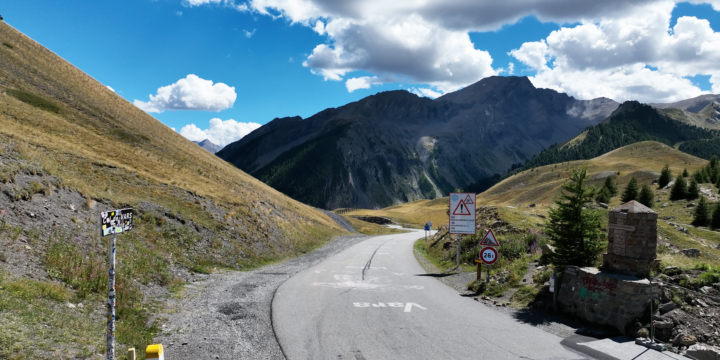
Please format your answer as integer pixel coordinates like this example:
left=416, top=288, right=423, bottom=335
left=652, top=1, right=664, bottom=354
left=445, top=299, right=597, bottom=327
left=0, top=22, right=345, bottom=359
left=480, top=141, right=706, bottom=206
left=340, top=197, right=449, bottom=229
left=467, top=101, right=720, bottom=193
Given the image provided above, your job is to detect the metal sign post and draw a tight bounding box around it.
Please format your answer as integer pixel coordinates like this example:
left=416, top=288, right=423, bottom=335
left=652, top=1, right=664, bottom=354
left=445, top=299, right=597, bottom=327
left=449, top=193, right=475, bottom=270
left=101, top=208, right=134, bottom=360
left=107, top=232, right=116, bottom=360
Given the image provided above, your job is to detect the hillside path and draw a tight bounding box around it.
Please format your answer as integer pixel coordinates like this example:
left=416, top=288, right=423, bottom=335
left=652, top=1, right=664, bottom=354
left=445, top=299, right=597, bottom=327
left=154, top=234, right=368, bottom=360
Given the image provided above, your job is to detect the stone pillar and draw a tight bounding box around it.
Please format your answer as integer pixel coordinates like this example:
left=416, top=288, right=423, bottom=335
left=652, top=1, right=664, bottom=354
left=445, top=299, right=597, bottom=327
left=603, top=201, right=659, bottom=277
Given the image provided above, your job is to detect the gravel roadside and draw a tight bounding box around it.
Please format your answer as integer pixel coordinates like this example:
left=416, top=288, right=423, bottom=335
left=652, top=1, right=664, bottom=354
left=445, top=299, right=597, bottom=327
left=412, top=244, right=597, bottom=340
left=154, top=234, right=368, bottom=360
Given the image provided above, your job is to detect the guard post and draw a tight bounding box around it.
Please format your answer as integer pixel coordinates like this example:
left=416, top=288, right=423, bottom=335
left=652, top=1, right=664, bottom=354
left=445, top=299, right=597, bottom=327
left=100, top=208, right=134, bottom=360
left=146, top=344, right=164, bottom=360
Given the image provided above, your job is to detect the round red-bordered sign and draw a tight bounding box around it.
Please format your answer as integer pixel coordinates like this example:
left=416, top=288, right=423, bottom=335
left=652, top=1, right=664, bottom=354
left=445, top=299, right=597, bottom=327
left=480, top=246, right=498, bottom=265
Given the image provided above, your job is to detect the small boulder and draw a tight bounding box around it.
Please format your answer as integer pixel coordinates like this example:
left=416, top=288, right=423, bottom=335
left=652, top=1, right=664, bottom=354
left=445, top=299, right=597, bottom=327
left=66, top=303, right=76, bottom=309
left=687, top=203, right=697, bottom=208
left=659, top=302, right=677, bottom=314
left=686, top=344, right=720, bottom=360
left=673, top=334, right=698, bottom=346
left=681, top=248, right=701, bottom=257
left=662, top=203, right=669, bottom=208
left=599, top=203, right=609, bottom=209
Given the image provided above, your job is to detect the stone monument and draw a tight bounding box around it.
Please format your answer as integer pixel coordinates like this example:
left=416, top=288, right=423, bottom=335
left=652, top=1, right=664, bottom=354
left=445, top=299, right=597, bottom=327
left=557, top=201, right=659, bottom=334
left=603, top=200, right=659, bottom=277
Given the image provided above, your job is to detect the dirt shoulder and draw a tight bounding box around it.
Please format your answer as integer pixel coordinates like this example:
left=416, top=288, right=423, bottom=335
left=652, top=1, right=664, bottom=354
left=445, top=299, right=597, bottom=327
left=154, top=234, right=368, bottom=360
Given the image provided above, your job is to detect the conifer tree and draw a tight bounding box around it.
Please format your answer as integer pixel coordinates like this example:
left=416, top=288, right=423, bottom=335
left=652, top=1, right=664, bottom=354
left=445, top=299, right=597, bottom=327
left=659, top=165, right=672, bottom=188
left=638, top=184, right=655, bottom=208
left=692, top=196, right=711, bottom=227
left=621, top=177, right=639, bottom=203
left=687, top=179, right=700, bottom=200
left=711, top=204, right=720, bottom=229
left=546, top=167, right=605, bottom=267
left=682, top=168, right=689, bottom=178
left=595, top=186, right=611, bottom=204
left=671, top=176, right=687, bottom=200
left=712, top=156, right=719, bottom=169
left=603, top=176, right=618, bottom=197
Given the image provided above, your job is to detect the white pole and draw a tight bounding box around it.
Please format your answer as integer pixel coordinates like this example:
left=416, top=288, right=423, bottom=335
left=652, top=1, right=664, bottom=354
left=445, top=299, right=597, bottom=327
left=107, top=233, right=116, bottom=360
left=456, top=235, right=460, bottom=269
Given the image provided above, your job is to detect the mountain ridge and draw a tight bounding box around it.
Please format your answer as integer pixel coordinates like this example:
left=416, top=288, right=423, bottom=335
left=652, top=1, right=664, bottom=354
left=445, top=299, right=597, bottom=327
left=219, top=76, right=620, bottom=209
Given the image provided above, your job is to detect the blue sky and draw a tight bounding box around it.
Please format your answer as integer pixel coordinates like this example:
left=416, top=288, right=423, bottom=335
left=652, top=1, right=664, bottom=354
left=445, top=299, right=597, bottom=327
left=2, top=1, right=719, bottom=146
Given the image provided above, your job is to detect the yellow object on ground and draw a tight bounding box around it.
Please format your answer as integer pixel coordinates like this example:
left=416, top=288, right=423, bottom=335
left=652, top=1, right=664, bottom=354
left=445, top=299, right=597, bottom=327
left=146, top=344, right=164, bottom=360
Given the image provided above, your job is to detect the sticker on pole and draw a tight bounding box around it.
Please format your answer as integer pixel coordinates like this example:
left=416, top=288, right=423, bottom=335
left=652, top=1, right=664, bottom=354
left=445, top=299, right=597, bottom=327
left=479, top=228, right=499, bottom=247
left=449, top=192, right=476, bottom=235
left=101, top=208, right=134, bottom=237
left=480, top=246, right=498, bottom=265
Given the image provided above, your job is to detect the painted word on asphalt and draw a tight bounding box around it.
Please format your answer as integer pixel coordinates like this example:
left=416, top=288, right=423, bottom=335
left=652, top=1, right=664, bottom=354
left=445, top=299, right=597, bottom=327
left=353, top=302, right=427, bottom=312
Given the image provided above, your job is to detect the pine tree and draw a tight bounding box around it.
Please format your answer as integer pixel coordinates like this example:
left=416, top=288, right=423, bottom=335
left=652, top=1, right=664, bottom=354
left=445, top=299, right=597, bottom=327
left=711, top=204, right=720, bottom=229
left=687, top=179, right=700, bottom=200
left=711, top=156, right=719, bottom=169
left=604, top=176, right=618, bottom=197
left=659, top=165, right=672, bottom=188
left=638, top=184, right=655, bottom=208
left=692, top=196, right=711, bottom=227
left=595, top=186, right=611, bottom=204
left=682, top=168, right=689, bottom=178
left=546, top=167, right=605, bottom=267
left=621, top=177, right=639, bottom=203
left=670, top=176, right=687, bottom=200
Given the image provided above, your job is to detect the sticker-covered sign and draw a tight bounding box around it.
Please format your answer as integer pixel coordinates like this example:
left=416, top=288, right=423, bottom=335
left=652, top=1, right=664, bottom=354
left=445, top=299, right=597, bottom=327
left=101, top=208, right=134, bottom=237
left=449, top=192, right=476, bottom=235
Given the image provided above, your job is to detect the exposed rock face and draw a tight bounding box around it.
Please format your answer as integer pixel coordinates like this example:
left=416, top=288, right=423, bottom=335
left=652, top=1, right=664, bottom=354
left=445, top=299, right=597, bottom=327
left=193, top=139, right=222, bottom=154
left=218, top=76, right=619, bottom=209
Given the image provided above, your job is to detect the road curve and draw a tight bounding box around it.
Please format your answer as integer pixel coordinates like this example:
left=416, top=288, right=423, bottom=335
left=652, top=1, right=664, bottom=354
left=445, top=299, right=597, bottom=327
left=273, top=229, right=592, bottom=360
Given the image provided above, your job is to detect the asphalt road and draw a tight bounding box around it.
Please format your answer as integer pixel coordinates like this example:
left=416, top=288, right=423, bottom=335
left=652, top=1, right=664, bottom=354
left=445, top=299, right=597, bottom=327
left=273, top=229, right=593, bottom=360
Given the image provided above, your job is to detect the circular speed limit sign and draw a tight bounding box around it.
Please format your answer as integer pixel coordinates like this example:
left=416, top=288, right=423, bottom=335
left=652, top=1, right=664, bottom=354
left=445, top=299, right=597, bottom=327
left=480, top=246, right=498, bottom=265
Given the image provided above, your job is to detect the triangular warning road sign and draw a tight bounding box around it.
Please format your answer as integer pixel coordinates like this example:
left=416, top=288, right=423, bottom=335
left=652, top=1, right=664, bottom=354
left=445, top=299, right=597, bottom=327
left=463, top=194, right=474, bottom=205
left=452, top=200, right=472, bottom=215
left=479, top=229, right=499, bottom=246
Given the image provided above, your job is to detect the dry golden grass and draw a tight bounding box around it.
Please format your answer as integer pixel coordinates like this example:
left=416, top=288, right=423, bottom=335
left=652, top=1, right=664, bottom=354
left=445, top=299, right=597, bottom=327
left=0, top=22, right=343, bottom=242
left=341, top=216, right=407, bottom=235
left=342, top=197, right=449, bottom=229
left=352, top=141, right=709, bottom=232
left=479, top=141, right=707, bottom=208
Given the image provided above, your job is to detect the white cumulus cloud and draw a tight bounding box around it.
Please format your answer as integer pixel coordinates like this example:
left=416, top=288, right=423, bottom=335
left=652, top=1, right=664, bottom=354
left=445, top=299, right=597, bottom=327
left=243, top=29, right=256, bottom=38
left=409, top=87, right=443, bottom=99
left=179, top=118, right=262, bottom=147
left=134, top=74, right=237, bottom=113
left=105, top=85, right=115, bottom=92
left=179, top=0, right=720, bottom=101
left=509, top=2, right=720, bottom=103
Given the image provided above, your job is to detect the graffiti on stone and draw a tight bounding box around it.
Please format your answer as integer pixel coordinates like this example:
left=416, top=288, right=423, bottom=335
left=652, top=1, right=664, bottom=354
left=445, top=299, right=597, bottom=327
left=581, top=276, right=617, bottom=295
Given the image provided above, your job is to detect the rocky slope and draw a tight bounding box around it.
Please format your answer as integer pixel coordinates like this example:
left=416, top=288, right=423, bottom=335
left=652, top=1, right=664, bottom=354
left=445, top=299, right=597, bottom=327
left=193, top=139, right=222, bottom=154
left=0, top=21, right=345, bottom=358
left=218, top=76, right=619, bottom=209
left=651, top=94, right=720, bottom=130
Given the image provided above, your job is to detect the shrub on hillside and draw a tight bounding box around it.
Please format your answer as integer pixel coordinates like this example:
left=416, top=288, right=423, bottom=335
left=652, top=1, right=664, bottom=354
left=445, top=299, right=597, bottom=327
left=621, top=177, right=639, bottom=203
left=638, top=184, right=655, bottom=208
left=692, top=196, right=711, bottom=227
left=687, top=179, right=700, bottom=200
left=659, top=165, right=673, bottom=188
left=711, top=204, right=720, bottom=229
left=671, top=176, right=688, bottom=200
